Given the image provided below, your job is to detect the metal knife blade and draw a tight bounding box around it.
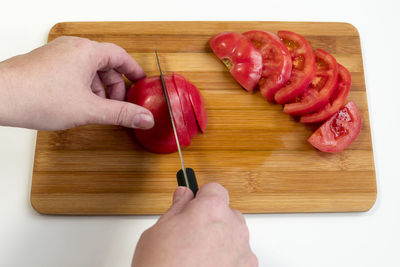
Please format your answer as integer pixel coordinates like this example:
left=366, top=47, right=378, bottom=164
left=154, top=48, right=191, bottom=189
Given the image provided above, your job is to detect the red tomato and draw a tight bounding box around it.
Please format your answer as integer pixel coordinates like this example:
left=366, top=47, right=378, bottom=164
left=308, top=101, right=361, bottom=153
left=243, top=30, right=292, bottom=102
left=301, top=64, right=351, bottom=123
left=283, top=49, right=338, bottom=115
left=127, top=74, right=207, bottom=154
left=173, top=73, right=207, bottom=134
left=184, top=76, right=208, bottom=133
left=274, top=31, right=316, bottom=104
left=173, top=73, right=199, bottom=138
left=209, top=32, right=262, bottom=91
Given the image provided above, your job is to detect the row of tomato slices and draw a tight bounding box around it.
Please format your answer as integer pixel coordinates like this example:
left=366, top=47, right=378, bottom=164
left=209, top=30, right=362, bottom=152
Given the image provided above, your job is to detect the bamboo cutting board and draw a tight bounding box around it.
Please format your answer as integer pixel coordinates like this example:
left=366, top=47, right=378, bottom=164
left=31, top=21, right=376, bottom=214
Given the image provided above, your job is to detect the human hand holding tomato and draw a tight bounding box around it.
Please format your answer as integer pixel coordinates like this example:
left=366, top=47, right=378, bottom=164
left=0, top=36, right=154, bottom=131
left=132, top=183, right=258, bottom=267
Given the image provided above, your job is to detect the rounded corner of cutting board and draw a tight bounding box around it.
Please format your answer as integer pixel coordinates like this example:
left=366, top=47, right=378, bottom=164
left=48, top=22, right=69, bottom=42
left=339, top=22, right=361, bottom=36
left=30, top=195, right=49, bottom=215
left=362, top=191, right=378, bottom=212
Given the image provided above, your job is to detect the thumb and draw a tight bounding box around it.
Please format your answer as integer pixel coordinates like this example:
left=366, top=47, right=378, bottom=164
left=158, top=187, right=194, bottom=223
left=88, top=97, right=154, bottom=129
left=172, top=186, right=194, bottom=205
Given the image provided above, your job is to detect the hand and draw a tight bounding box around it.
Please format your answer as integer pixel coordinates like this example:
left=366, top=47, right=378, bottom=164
left=0, top=36, right=154, bottom=131
left=132, top=183, right=258, bottom=267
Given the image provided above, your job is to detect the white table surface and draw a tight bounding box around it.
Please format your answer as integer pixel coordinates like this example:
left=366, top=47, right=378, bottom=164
left=1, top=0, right=399, bottom=266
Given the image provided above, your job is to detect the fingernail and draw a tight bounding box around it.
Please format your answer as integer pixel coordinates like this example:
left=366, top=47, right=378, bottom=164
left=133, top=113, right=154, bottom=129
left=173, top=186, right=188, bottom=203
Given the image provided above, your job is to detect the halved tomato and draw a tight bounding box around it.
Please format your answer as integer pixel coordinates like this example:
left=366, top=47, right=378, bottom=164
left=283, top=49, right=338, bottom=115
left=308, top=101, right=361, bottom=153
left=243, top=30, right=292, bottom=102
left=274, top=31, right=316, bottom=104
left=209, top=32, right=262, bottom=91
left=130, top=76, right=191, bottom=153
left=301, top=64, right=351, bottom=123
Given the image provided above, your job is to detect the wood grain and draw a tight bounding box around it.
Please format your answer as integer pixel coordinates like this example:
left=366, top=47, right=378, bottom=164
left=31, top=21, right=376, bottom=214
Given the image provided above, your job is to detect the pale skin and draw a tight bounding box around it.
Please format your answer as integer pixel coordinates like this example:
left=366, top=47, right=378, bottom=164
left=0, top=36, right=258, bottom=267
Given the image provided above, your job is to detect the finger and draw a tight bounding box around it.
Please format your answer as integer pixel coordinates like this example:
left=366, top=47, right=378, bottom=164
left=195, top=182, right=229, bottom=204
left=172, top=186, right=194, bottom=205
left=232, top=208, right=246, bottom=225
left=241, top=252, right=259, bottom=267
left=94, top=42, right=146, bottom=82
left=91, top=73, right=106, bottom=98
left=158, top=187, right=194, bottom=223
left=98, top=69, right=126, bottom=100
left=88, top=96, right=154, bottom=129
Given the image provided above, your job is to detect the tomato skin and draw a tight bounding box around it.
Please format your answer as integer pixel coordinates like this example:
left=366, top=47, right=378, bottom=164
left=308, top=101, right=361, bottom=153
left=128, top=76, right=190, bottom=153
left=209, top=32, right=262, bottom=91
left=243, top=30, right=292, bottom=102
left=184, top=77, right=208, bottom=133
left=274, top=31, right=316, bottom=104
left=127, top=75, right=206, bottom=154
left=301, top=64, right=351, bottom=123
left=283, top=49, right=339, bottom=115
left=172, top=73, right=199, bottom=138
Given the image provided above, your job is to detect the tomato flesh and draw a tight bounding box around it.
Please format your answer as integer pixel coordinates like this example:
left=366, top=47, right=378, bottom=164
left=243, top=30, right=292, bottom=102
left=283, top=49, right=338, bottom=115
left=209, top=32, right=262, bottom=91
left=274, top=31, right=316, bottom=104
left=301, top=64, right=351, bottom=123
left=308, top=101, right=361, bottom=153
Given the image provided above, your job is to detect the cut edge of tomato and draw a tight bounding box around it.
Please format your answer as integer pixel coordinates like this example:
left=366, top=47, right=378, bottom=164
left=186, top=78, right=208, bottom=133
left=274, top=31, right=316, bottom=104
left=243, top=30, right=293, bottom=102
left=307, top=101, right=361, bottom=153
left=275, top=68, right=315, bottom=104
left=172, top=73, right=199, bottom=139
left=283, top=49, right=338, bottom=116
left=300, top=64, right=351, bottom=123
left=166, top=77, right=192, bottom=148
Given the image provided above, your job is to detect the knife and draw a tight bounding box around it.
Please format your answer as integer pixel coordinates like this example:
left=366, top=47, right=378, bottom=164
left=154, top=48, right=199, bottom=196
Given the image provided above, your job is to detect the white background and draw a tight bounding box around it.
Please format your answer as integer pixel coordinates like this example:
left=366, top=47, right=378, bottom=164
left=0, top=0, right=399, bottom=266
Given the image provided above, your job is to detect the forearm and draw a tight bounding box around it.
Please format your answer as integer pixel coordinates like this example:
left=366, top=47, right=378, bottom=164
left=0, top=57, right=35, bottom=129
left=0, top=60, right=17, bottom=127
left=0, top=52, right=74, bottom=131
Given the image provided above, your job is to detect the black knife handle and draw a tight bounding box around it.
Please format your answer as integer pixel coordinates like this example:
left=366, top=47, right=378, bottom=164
left=176, top=168, right=198, bottom=196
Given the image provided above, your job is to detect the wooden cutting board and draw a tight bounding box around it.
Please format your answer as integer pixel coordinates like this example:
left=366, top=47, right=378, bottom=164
left=31, top=21, right=376, bottom=214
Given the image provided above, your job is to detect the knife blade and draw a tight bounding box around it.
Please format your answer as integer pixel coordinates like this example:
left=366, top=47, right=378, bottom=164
left=154, top=48, right=198, bottom=195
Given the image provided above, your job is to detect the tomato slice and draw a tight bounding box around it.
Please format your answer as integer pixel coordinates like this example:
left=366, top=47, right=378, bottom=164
left=209, top=32, right=262, bottom=91
left=274, top=31, right=316, bottom=104
left=185, top=78, right=208, bottom=133
left=301, top=64, right=351, bottom=123
left=308, top=101, right=361, bottom=153
left=172, top=73, right=199, bottom=138
left=243, top=30, right=292, bottom=102
left=283, top=49, right=338, bottom=115
left=129, top=76, right=191, bottom=154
